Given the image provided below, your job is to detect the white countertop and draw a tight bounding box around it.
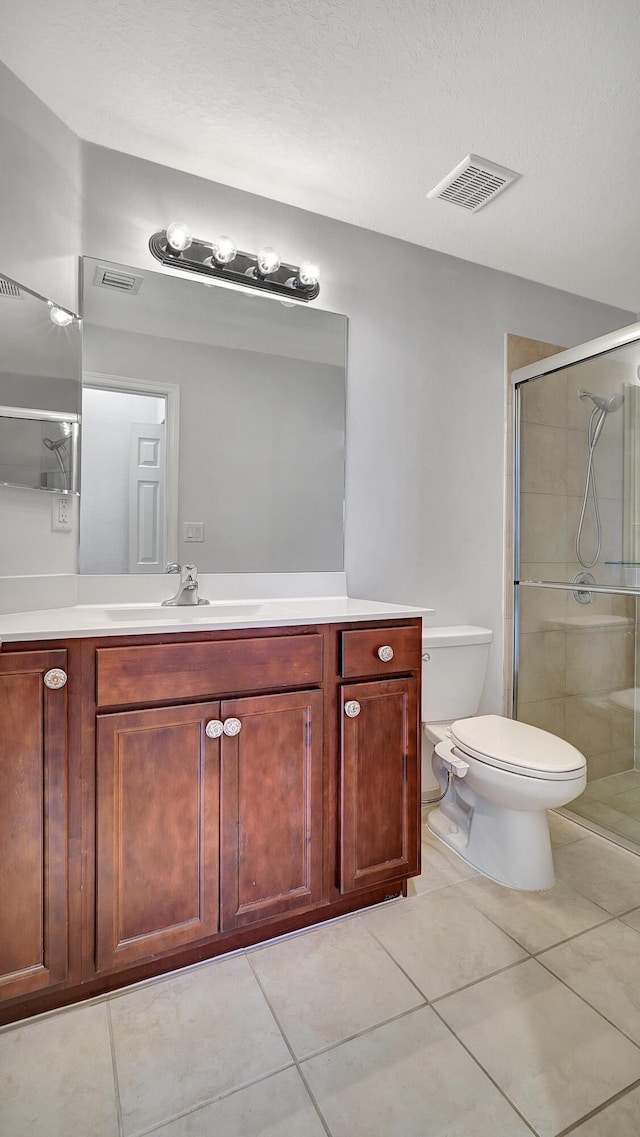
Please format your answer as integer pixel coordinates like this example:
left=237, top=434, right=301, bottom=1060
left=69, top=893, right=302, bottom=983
left=0, top=596, right=429, bottom=643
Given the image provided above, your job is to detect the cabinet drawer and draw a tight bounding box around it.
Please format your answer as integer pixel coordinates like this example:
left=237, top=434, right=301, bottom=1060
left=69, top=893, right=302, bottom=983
left=341, top=625, right=421, bottom=679
left=96, top=634, right=323, bottom=707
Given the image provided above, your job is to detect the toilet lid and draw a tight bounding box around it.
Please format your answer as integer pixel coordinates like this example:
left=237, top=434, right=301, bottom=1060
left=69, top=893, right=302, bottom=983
left=450, top=715, right=586, bottom=777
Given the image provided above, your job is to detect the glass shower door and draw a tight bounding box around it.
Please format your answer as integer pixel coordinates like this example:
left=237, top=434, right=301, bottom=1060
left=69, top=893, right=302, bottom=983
left=514, top=336, right=640, bottom=851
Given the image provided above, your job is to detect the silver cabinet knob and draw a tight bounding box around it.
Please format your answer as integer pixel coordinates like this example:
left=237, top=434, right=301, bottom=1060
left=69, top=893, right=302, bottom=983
left=344, top=700, right=361, bottom=718
left=44, top=668, right=67, bottom=690
left=205, top=719, right=224, bottom=738
left=223, top=717, right=242, bottom=736
left=377, top=645, right=394, bottom=662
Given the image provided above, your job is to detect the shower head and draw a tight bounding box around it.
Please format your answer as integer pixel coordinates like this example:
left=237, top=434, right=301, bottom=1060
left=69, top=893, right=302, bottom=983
left=43, top=436, right=68, bottom=451
left=578, top=389, right=624, bottom=413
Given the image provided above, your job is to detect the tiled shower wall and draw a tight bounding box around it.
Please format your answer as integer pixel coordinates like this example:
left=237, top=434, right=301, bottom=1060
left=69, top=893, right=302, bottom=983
left=505, top=334, right=637, bottom=781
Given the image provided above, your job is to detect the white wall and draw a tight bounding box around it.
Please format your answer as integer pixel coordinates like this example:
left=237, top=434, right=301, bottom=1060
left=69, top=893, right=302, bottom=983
left=82, top=143, right=634, bottom=710
left=0, top=61, right=81, bottom=313
left=0, top=61, right=82, bottom=581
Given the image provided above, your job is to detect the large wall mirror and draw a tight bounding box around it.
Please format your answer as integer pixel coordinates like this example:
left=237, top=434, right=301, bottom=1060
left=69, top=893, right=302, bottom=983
left=0, top=273, right=81, bottom=496
left=80, top=258, right=347, bottom=574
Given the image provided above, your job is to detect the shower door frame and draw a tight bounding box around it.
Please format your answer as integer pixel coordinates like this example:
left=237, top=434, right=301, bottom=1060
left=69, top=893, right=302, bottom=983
left=511, top=317, right=640, bottom=851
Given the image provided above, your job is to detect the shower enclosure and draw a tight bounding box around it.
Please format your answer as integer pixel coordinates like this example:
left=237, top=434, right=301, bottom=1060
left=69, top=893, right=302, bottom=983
left=513, top=322, right=640, bottom=853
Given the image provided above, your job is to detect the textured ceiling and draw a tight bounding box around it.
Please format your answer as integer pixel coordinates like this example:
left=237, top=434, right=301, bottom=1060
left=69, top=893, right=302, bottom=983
left=1, top=0, right=639, bottom=310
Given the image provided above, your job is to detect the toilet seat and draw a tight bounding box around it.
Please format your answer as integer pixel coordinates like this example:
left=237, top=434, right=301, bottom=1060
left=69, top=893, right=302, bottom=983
left=450, top=715, right=586, bottom=781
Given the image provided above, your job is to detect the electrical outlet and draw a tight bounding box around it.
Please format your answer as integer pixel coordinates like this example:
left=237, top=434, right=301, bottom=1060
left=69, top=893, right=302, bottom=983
left=51, top=494, right=73, bottom=531
left=184, top=522, right=204, bottom=542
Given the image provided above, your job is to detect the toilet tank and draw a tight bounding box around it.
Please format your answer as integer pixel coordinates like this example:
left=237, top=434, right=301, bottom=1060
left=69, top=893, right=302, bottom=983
left=421, top=625, right=493, bottom=722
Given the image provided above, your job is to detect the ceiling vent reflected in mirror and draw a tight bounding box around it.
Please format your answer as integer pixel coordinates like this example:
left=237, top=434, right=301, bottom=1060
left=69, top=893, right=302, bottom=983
left=427, top=154, right=520, bottom=212
left=0, top=278, right=21, bottom=298
left=93, top=265, right=143, bottom=294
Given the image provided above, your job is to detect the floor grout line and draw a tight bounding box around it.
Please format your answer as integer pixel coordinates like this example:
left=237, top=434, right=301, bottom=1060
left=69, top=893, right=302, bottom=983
left=124, top=1062, right=297, bottom=1137
left=429, top=1003, right=540, bottom=1136
left=244, top=953, right=333, bottom=1136
left=554, top=1075, right=640, bottom=1135
left=534, top=949, right=640, bottom=1055
left=105, top=1002, right=125, bottom=1137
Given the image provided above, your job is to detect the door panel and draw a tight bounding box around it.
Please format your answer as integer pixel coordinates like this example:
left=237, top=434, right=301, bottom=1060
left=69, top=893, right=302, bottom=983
left=340, top=678, right=419, bottom=893
left=220, top=689, right=323, bottom=930
left=0, top=651, right=68, bottom=999
left=96, top=701, right=220, bottom=971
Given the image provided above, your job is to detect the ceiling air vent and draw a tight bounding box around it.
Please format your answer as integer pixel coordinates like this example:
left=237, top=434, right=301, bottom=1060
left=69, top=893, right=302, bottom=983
left=0, top=278, right=20, bottom=298
left=427, top=154, right=520, bottom=212
left=92, top=265, right=143, bottom=294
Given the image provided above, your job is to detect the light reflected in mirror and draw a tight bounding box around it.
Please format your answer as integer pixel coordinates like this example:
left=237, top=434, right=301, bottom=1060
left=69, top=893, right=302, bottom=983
left=0, top=273, right=81, bottom=496
left=80, top=258, right=347, bottom=575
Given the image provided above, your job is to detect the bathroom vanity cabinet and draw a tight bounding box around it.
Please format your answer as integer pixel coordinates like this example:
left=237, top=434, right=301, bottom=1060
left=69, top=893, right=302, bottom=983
left=0, top=617, right=421, bottom=1024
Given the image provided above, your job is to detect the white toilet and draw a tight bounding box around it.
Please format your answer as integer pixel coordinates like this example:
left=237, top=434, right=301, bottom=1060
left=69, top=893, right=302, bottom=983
left=422, top=626, right=587, bottom=891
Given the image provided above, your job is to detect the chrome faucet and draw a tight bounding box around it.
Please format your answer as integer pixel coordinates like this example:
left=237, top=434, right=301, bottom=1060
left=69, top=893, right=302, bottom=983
left=162, top=563, right=210, bottom=607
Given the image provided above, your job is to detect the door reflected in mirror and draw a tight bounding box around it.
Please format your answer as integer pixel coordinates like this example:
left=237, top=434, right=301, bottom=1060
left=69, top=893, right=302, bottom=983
left=80, top=258, right=347, bottom=574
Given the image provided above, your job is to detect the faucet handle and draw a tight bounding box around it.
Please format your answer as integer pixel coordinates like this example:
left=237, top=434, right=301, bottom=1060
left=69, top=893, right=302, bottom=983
left=183, top=564, right=198, bottom=583
left=166, top=563, right=181, bottom=574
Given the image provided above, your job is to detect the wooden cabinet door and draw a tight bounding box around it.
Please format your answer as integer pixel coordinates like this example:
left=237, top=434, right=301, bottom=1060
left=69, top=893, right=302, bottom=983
left=340, top=678, right=420, bottom=894
left=0, top=650, right=68, bottom=1000
left=96, top=702, right=220, bottom=972
left=220, top=689, right=323, bottom=931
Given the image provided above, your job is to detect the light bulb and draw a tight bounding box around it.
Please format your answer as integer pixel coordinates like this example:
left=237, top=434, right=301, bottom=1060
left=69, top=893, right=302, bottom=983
left=166, top=221, right=193, bottom=252
left=49, top=304, right=73, bottom=327
left=256, top=247, right=281, bottom=276
left=211, top=235, right=237, bottom=265
left=298, top=260, right=320, bottom=287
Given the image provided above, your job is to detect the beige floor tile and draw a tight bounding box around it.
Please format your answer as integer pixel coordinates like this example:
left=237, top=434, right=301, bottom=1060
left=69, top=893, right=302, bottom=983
left=407, top=839, right=473, bottom=895
left=249, top=916, right=422, bottom=1059
left=580, top=775, right=630, bottom=801
left=109, top=955, right=292, bottom=1136
left=570, top=798, right=631, bottom=828
left=302, top=1006, right=531, bottom=1137
left=609, top=816, right=640, bottom=845
left=457, top=875, right=608, bottom=953
left=553, top=835, right=640, bottom=914
left=570, top=1086, right=640, bottom=1135
left=0, top=1003, right=118, bottom=1137
left=363, top=886, right=526, bottom=1000
left=596, top=770, right=640, bottom=794
left=620, top=906, right=640, bottom=932
left=541, top=920, right=640, bottom=1044
left=149, top=1068, right=326, bottom=1137
left=608, top=790, right=640, bottom=818
left=437, top=959, right=640, bottom=1137
left=548, top=810, right=587, bottom=847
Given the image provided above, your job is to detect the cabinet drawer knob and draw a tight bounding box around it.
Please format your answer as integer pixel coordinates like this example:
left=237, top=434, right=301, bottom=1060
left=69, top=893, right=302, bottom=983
left=44, top=668, right=67, bottom=690
left=344, top=700, right=361, bottom=718
left=377, top=645, right=394, bottom=662
left=223, top=717, right=242, bottom=736
left=205, top=719, right=224, bottom=738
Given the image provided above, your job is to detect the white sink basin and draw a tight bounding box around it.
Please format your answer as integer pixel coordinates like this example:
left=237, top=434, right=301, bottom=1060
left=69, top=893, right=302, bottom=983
left=105, top=603, right=268, bottom=621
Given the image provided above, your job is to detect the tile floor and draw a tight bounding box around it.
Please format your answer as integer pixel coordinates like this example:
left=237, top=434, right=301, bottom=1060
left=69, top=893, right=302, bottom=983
left=3, top=811, right=640, bottom=1136
left=567, top=769, right=640, bottom=849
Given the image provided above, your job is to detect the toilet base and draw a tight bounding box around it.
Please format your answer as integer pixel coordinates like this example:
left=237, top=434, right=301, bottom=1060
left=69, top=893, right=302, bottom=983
left=426, top=803, right=556, bottom=891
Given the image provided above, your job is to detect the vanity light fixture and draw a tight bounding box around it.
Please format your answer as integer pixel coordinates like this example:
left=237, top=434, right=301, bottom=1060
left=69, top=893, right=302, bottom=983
left=48, top=303, right=74, bottom=327
left=149, top=224, right=321, bottom=301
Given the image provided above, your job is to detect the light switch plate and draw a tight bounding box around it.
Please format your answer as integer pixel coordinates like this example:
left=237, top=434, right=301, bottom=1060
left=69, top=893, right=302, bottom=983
left=184, top=522, right=204, bottom=542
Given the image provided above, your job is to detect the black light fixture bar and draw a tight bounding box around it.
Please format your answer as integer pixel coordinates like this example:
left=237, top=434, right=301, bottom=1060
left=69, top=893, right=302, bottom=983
left=149, top=229, right=320, bottom=302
